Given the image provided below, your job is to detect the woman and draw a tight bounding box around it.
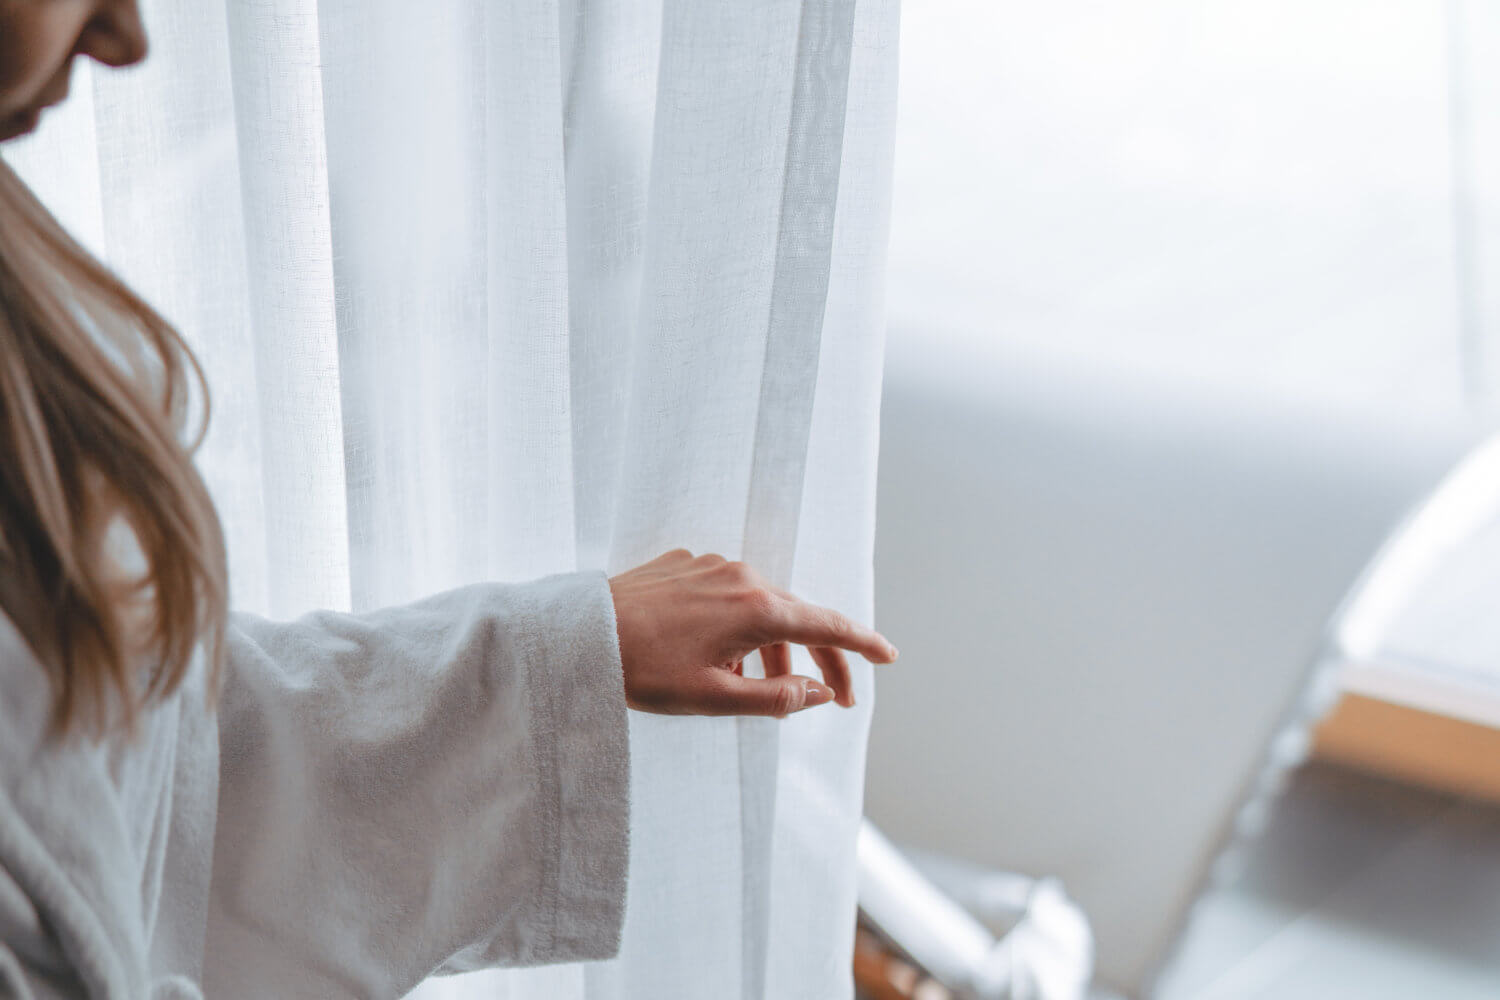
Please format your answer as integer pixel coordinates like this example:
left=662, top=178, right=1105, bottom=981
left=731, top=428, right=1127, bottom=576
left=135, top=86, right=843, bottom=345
left=0, top=2, right=898, bottom=997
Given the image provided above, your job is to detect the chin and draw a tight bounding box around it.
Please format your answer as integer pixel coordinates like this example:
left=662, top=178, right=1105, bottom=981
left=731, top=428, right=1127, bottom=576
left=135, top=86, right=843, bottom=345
left=0, top=109, right=41, bottom=142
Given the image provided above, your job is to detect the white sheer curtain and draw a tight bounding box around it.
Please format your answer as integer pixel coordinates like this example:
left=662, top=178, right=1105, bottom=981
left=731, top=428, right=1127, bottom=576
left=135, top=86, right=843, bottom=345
left=5, top=0, right=898, bottom=996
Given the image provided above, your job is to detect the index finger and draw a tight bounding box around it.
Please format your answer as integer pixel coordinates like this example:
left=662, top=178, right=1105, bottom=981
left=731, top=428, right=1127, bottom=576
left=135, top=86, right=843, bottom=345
left=762, top=593, right=897, bottom=664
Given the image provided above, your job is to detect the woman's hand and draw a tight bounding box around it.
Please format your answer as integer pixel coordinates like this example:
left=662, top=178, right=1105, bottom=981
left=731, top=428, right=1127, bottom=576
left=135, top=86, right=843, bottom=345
left=609, top=549, right=897, bottom=718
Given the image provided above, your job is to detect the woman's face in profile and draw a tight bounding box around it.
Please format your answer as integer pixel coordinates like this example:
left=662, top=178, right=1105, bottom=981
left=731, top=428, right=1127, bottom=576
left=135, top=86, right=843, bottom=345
left=0, top=0, right=148, bottom=142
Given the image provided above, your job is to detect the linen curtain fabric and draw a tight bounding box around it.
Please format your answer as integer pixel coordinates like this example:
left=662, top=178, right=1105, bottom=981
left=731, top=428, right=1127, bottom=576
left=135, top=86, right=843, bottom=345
left=4, top=0, right=899, bottom=996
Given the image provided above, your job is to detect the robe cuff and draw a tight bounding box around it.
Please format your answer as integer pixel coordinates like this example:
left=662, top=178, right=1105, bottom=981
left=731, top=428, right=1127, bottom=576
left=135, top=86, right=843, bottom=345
left=519, top=571, right=631, bottom=962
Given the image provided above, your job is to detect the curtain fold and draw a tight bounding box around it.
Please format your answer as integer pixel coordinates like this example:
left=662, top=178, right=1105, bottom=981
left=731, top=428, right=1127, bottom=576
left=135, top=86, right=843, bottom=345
left=5, top=0, right=899, bottom=996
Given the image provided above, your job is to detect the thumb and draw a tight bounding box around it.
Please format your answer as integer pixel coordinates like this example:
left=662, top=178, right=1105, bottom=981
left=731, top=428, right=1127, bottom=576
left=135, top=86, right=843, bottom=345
left=693, top=672, right=837, bottom=718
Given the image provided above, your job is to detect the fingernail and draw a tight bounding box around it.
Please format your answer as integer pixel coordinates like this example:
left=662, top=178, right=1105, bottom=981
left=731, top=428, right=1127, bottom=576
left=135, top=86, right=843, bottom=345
left=802, top=680, right=834, bottom=707
left=885, top=643, right=899, bottom=661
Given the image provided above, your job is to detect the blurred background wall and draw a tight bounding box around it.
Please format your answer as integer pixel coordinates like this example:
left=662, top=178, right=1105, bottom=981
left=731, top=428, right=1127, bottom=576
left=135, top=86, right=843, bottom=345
left=861, top=2, right=1500, bottom=995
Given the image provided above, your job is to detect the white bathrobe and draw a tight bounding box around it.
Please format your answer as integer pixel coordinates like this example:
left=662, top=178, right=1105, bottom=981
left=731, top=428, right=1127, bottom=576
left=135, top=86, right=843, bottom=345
left=0, top=572, right=630, bottom=999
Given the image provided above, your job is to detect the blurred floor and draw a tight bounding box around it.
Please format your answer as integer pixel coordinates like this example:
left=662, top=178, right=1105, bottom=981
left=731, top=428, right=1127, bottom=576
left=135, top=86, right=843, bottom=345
left=1152, top=761, right=1500, bottom=999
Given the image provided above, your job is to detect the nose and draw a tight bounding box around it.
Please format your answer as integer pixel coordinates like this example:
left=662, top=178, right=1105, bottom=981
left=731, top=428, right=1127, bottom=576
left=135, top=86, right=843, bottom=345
left=77, top=0, right=149, bottom=69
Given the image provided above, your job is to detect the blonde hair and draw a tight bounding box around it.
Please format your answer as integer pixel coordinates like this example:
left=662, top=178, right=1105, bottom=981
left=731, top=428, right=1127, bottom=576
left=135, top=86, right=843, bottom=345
left=0, top=159, right=226, bottom=740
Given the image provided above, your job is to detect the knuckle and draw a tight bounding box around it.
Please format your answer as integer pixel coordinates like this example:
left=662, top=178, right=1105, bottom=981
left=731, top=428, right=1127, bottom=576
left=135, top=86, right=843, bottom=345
left=698, top=552, right=728, bottom=567
left=720, top=559, right=754, bottom=583
left=665, top=547, right=694, bottom=560
left=738, top=586, right=778, bottom=621
left=822, top=610, right=854, bottom=641
left=770, top=683, right=801, bottom=718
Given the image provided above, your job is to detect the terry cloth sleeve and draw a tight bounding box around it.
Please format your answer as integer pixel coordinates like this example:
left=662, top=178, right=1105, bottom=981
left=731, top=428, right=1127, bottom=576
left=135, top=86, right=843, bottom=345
left=202, top=571, right=630, bottom=1000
